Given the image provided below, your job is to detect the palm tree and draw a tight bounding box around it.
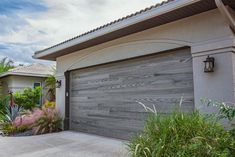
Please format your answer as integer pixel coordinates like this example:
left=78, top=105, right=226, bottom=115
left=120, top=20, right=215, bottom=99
left=45, top=67, right=56, bottom=101
left=0, top=57, right=14, bottom=74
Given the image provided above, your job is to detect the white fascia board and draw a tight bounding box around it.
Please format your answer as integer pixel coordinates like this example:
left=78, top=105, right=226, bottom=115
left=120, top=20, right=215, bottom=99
left=33, top=0, right=201, bottom=59
left=0, top=72, right=48, bottom=78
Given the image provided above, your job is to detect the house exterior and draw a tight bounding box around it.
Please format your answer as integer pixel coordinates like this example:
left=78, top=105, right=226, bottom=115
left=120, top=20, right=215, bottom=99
left=33, top=0, right=235, bottom=139
left=0, top=63, right=53, bottom=105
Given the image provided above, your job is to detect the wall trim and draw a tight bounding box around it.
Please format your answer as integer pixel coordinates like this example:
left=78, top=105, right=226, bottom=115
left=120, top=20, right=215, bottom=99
left=64, top=71, right=70, bottom=130
left=191, top=36, right=235, bottom=56
left=66, top=39, right=192, bottom=71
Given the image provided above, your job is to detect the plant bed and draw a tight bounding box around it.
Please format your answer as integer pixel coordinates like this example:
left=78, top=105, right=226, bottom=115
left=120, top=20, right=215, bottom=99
left=128, top=101, right=235, bottom=157
left=1, top=106, right=62, bottom=137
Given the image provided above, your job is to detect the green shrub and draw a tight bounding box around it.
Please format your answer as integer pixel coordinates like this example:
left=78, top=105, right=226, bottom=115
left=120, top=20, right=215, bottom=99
left=0, top=105, right=23, bottom=135
left=2, top=123, right=16, bottom=135
left=0, top=96, right=9, bottom=114
left=201, top=98, right=235, bottom=122
left=14, top=87, right=42, bottom=110
left=128, top=110, right=235, bottom=157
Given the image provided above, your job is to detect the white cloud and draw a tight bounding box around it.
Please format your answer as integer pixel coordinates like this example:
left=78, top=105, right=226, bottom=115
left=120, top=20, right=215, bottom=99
left=0, top=0, right=163, bottom=64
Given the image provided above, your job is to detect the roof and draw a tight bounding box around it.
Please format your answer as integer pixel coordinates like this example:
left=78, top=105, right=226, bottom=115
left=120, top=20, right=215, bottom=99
left=33, top=0, right=235, bottom=61
left=0, top=63, right=54, bottom=78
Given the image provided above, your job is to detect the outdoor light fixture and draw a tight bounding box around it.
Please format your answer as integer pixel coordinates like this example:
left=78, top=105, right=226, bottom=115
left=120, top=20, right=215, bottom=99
left=203, top=55, right=215, bottom=73
left=56, top=80, right=62, bottom=88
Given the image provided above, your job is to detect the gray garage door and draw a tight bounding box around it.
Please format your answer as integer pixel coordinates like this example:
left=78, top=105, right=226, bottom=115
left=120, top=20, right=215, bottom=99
left=70, top=48, right=194, bottom=139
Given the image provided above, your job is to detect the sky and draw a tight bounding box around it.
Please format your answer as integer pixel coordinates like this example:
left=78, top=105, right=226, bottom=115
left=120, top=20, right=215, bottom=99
left=0, top=0, right=163, bottom=65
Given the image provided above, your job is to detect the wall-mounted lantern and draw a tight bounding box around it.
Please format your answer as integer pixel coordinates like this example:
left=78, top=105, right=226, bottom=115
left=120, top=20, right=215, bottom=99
left=56, top=80, right=62, bottom=88
left=203, top=56, right=215, bottom=73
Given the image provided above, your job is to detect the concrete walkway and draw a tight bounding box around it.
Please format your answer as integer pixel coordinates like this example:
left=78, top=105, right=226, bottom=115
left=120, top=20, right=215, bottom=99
left=0, top=131, right=130, bottom=157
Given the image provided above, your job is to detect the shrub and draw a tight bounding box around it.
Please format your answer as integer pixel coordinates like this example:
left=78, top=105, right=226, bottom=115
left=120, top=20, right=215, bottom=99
left=201, top=99, right=235, bottom=122
left=0, top=105, right=23, bottom=135
left=2, top=123, right=30, bottom=135
left=43, top=100, right=56, bottom=108
left=32, top=108, right=62, bottom=135
left=13, top=108, right=44, bottom=127
left=1, top=105, right=22, bottom=123
left=14, top=87, right=42, bottom=110
left=2, top=107, right=61, bottom=136
left=128, top=110, right=235, bottom=157
left=0, top=96, right=9, bottom=115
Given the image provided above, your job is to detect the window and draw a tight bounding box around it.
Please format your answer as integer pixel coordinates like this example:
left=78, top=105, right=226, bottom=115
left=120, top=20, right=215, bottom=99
left=34, top=82, right=41, bottom=89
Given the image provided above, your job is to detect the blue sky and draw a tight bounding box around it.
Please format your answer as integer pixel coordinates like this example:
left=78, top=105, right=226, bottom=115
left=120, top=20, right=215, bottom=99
left=0, top=0, right=161, bottom=65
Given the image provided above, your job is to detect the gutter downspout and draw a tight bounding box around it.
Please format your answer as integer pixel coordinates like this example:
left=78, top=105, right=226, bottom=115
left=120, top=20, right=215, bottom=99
left=215, top=0, right=235, bottom=34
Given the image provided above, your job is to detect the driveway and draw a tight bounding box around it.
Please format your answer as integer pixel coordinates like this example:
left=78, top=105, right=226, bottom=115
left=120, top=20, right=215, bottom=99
left=0, top=131, right=130, bottom=157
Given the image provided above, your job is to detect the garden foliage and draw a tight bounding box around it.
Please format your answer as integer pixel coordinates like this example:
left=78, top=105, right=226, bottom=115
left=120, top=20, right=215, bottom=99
left=128, top=101, right=235, bottom=157
left=14, top=87, right=42, bottom=109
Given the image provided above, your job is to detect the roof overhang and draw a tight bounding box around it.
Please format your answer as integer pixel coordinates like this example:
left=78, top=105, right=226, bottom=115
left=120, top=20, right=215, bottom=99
left=33, top=0, right=235, bottom=61
left=0, top=72, right=49, bottom=78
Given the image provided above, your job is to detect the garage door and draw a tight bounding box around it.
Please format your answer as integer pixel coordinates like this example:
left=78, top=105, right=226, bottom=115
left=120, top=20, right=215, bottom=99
left=70, top=48, right=194, bottom=139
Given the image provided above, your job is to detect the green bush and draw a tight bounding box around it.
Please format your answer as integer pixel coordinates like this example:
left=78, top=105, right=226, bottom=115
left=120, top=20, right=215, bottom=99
left=0, top=96, right=9, bottom=114
left=128, top=111, right=235, bottom=157
left=14, top=87, right=42, bottom=110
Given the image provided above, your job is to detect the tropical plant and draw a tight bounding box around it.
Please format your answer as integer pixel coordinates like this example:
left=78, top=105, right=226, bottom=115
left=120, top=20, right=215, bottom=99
left=43, top=100, right=56, bottom=108
left=128, top=110, right=235, bottom=157
left=32, top=108, right=61, bottom=135
left=45, top=67, right=56, bottom=101
left=0, top=105, right=23, bottom=135
left=0, top=57, right=14, bottom=74
left=0, top=96, right=9, bottom=115
left=13, top=87, right=42, bottom=110
left=201, top=98, right=235, bottom=121
left=13, top=108, right=44, bottom=128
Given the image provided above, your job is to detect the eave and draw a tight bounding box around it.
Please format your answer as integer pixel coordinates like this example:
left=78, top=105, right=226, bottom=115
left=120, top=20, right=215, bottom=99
left=33, top=0, right=235, bottom=61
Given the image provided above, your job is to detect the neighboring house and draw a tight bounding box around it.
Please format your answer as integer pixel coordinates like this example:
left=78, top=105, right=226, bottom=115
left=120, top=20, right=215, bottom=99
left=0, top=63, right=53, bottom=105
left=34, top=0, right=235, bottom=139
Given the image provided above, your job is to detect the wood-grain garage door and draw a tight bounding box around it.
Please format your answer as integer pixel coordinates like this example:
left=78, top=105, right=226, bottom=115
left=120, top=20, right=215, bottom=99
left=70, top=48, right=194, bottom=139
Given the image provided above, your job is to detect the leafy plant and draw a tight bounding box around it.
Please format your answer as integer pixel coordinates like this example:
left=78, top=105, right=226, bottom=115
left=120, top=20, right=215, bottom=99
left=0, top=96, right=9, bottom=115
left=13, top=108, right=44, bottom=127
left=4, top=105, right=22, bottom=123
left=32, top=108, right=61, bottom=135
left=0, top=57, right=14, bottom=74
left=128, top=104, right=235, bottom=157
left=14, top=87, right=42, bottom=110
left=201, top=98, right=235, bottom=121
left=45, top=67, right=56, bottom=101
left=43, top=100, right=56, bottom=108
left=2, top=123, right=16, bottom=135
left=0, top=105, right=23, bottom=135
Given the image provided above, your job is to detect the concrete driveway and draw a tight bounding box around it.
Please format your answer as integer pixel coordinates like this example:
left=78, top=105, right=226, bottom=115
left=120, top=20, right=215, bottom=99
left=0, top=131, right=130, bottom=157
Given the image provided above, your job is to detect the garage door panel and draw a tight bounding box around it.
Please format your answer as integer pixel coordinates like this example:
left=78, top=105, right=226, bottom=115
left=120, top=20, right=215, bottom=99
left=71, top=123, right=138, bottom=140
left=73, top=49, right=191, bottom=78
left=71, top=101, right=193, bottom=116
left=71, top=72, right=193, bottom=91
left=71, top=116, right=145, bottom=131
left=71, top=66, right=192, bottom=85
left=71, top=94, right=194, bottom=105
left=71, top=87, right=193, bottom=98
left=70, top=48, right=194, bottom=139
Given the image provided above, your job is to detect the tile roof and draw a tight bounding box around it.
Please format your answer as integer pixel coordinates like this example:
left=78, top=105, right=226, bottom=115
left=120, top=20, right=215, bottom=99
left=35, top=0, right=175, bottom=54
left=0, top=63, right=54, bottom=78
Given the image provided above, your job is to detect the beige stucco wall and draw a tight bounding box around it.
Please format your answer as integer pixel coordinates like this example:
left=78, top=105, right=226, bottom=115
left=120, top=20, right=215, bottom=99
left=55, top=8, right=235, bottom=118
left=0, top=76, right=48, bottom=104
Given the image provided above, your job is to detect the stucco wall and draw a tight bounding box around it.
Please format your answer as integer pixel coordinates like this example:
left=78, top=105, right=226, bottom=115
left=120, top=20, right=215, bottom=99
left=56, top=9, right=232, bottom=74
left=55, top=8, right=235, bottom=118
left=0, top=76, right=48, bottom=104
